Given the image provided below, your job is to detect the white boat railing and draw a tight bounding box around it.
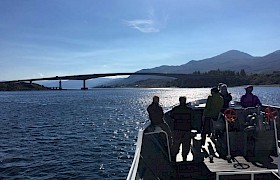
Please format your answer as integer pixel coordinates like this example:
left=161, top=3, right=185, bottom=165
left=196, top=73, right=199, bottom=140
left=126, top=121, right=172, bottom=180
left=144, top=129, right=172, bottom=162
left=126, top=122, right=150, bottom=180
left=126, top=145, right=141, bottom=180
left=127, top=104, right=280, bottom=180
left=216, top=169, right=280, bottom=180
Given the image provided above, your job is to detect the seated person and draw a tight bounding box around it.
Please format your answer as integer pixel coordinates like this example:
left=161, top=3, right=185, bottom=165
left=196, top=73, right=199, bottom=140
left=240, top=85, right=262, bottom=108
left=147, top=96, right=172, bottom=145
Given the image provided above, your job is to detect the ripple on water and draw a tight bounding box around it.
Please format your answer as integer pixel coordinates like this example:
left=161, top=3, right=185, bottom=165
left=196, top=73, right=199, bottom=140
left=0, top=88, right=279, bottom=179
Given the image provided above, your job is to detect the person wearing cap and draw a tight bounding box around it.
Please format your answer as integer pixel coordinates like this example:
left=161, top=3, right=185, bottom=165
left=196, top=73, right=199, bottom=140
left=218, top=82, right=224, bottom=91
left=240, top=85, right=262, bottom=108
left=219, top=84, right=232, bottom=111
left=147, top=96, right=172, bottom=145
left=170, top=96, right=194, bottom=162
left=201, top=87, right=224, bottom=146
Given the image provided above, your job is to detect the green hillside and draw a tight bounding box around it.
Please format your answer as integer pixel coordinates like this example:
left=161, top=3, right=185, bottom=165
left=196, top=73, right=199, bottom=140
left=0, top=82, right=50, bottom=91
left=114, top=70, right=280, bottom=88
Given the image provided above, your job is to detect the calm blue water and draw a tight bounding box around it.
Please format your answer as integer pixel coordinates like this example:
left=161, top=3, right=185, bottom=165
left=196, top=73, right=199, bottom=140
left=0, top=87, right=279, bottom=179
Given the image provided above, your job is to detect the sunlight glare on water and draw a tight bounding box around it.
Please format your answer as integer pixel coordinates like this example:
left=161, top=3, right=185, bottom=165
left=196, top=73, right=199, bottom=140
left=0, top=87, right=279, bottom=179
left=136, top=88, right=211, bottom=112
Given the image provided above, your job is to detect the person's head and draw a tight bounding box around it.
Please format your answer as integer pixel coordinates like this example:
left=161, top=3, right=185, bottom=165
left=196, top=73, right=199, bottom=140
left=152, top=96, right=159, bottom=104
left=179, top=96, right=187, bottom=105
left=220, top=84, right=228, bottom=95
left=245, top=85, right=253, bottom=93
left=211, top=87, right=219, bottom=95
left=218, top=83, right=224, bottom=90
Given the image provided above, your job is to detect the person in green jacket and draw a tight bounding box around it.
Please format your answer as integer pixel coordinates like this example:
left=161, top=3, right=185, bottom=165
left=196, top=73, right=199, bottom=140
left=201, top=87, right=224, bottom=145
left=170, top=96, right=194, bottom=162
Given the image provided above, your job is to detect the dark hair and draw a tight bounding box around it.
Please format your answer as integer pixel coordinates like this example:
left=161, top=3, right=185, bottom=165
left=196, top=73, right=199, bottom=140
left=211, top=87, right=219, bottom=93
left=179, top=96, right=186, bottom=103
left=153, top=96, right=159, bottom=101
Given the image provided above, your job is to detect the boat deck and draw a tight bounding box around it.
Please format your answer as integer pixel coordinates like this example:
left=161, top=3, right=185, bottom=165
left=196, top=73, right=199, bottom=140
left=173, top=136, right=280, bottom=179
left=205, top=155, right=278, bottom=172
left=174, top=161, right=279, bottom=180
left=135, top=128, right=280, bottom=179
left=128, top=103, right=280, bottom=180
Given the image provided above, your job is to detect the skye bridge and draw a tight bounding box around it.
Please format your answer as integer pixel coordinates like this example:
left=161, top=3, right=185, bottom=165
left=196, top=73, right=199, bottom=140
left=1, top=72, right=212, bottom=90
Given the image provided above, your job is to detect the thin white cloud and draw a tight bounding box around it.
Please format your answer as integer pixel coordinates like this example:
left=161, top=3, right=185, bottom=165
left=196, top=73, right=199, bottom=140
left=38, top=73, right=44, bottom=77
left=124, top=7, right=168, bottom=33
left=125, top=19, right=159, bottom=33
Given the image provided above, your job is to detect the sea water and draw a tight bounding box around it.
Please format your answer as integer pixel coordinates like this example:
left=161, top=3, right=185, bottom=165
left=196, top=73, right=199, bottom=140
left=0, top=87, right=279, bottom=179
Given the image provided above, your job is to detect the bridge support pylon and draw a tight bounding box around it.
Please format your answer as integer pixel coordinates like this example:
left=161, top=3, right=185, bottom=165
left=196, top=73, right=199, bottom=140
left=59, top=80, right=62, bottom=90
left=81, top=79, right=88, bottom=90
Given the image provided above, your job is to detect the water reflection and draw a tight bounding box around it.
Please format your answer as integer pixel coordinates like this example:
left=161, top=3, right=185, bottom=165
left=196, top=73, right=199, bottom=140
left=0, top=87, right=279, bottom=179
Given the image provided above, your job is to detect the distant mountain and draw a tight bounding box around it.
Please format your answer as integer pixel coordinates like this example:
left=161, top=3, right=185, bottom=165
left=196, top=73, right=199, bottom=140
left=117, top=50, right=280, bottom=85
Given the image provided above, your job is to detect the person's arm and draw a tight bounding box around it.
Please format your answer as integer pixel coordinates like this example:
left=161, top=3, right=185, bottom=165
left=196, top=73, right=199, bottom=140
left=254, top=96, right=262, bottom=106
left=147, top=105, right=152, bottom=121
left=159, top=106, right=164, bottom=119
left=240, top=95, right=245, bottom=107
left=203, top=96, right=211, bottom=117
left=190, top=108, right=195, bottom=121
left=228, top=93, right=232, bottom=102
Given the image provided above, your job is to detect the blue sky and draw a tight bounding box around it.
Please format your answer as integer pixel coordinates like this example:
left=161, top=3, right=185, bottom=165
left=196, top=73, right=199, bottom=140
left=0, top=0, right=280, bottom=81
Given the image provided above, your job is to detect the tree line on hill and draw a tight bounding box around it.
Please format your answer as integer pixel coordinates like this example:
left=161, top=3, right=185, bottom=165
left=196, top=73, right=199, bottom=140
left=0, top=82, right=50, bottom=91
left=1, top=69, right=279, bottom=90
left=125, top=69, right=280, bottom=88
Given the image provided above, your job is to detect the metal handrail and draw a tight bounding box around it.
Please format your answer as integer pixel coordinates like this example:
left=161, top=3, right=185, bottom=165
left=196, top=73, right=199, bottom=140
left=216, top=169, right=279, bottom=180
left=126, top=122, right=150, bottom=180
left=126, top=122, right=172, bottom=180
left=126, top=147, right=141, bottom=180
left=144, top=129, right=172, bottom=162
left=272, top=171, right=280, bottom=179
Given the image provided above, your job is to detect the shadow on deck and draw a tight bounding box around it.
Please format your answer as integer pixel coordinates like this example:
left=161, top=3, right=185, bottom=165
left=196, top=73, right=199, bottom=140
left=136, top=127, right=279, bottom=180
